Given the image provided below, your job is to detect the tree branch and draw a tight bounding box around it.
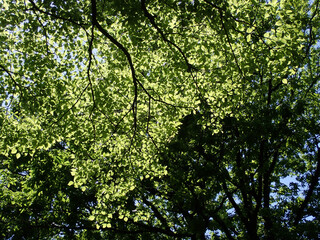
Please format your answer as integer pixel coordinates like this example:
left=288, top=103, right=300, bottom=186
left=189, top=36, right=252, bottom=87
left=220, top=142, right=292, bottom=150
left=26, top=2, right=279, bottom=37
left=294, top=145, right=320, bottom=225
left=0, top=64, right=23, bottom=97
left=141, top=0, right=195, bottom=72
left=141, top=196, right=172, bottom=232
left=90, top=0, right=138, bottom=131
left=218, top=10, right=243, bottom=76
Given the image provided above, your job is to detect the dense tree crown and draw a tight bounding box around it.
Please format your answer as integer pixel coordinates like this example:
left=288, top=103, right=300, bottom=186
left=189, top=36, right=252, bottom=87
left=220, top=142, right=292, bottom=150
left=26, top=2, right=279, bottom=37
left=0, top=0, right=320, bottom=239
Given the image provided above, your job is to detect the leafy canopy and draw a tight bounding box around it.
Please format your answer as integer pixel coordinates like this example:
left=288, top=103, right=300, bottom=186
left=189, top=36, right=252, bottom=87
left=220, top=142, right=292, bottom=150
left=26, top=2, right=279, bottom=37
left=0, top=0, right=320, bottom=239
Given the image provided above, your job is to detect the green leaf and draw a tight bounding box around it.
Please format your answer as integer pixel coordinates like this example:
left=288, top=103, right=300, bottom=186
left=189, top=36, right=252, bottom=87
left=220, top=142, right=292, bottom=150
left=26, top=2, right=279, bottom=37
left=67, top=181, right=73, bottom=186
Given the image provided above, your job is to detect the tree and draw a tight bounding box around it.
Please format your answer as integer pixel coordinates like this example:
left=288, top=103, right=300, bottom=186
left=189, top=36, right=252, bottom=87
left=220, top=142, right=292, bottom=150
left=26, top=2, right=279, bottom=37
left=0, top=0, right=320, bottom=239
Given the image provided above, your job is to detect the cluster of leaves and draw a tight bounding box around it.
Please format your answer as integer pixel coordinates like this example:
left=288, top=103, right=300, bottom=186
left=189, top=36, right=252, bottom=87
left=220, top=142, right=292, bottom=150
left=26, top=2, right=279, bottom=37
left=0, top=0, right=320, bottom=239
